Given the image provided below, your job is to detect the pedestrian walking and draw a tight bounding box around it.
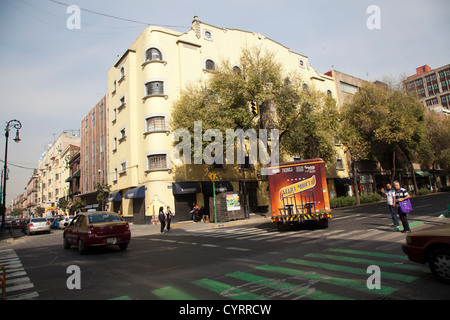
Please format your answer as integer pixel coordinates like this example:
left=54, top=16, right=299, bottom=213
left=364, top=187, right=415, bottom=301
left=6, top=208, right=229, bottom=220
left=393, top=181, right=411, bottom=233
left=383, top=183, right=399, bottom=231
left=191, top=203, right=200, bottom=222
left=158, top=206, right=166, bottom=233
left=166, top=206, right=174, bottom=231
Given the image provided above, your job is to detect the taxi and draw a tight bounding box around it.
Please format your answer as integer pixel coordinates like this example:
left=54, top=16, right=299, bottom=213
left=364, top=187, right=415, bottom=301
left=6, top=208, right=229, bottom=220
left=63, top=211, right=131, bottom=254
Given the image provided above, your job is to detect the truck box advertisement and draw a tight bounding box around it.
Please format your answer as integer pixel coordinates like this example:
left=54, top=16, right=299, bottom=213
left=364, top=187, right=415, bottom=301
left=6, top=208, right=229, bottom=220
left=267, top=159, right=331, bottom=228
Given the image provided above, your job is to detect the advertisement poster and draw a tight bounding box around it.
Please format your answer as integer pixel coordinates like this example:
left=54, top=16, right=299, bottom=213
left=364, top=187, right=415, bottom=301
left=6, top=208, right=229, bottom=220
left=267, top=159, right=330, bottom=216
left=226, top=194, right=241, bottom=211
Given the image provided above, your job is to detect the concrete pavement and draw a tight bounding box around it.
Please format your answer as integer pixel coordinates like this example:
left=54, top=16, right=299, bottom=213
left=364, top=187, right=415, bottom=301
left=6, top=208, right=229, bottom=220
left=129, top=213, right=271, bottom=237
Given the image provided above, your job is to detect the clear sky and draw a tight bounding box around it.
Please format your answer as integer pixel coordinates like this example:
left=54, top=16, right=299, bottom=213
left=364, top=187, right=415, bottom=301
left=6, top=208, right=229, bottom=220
left=0, top=0, right=449, bottom=206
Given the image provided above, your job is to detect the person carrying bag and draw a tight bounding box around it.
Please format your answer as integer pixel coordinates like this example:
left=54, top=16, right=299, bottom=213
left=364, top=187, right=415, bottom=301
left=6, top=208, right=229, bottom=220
left=394, top=181, right=412, bottom=233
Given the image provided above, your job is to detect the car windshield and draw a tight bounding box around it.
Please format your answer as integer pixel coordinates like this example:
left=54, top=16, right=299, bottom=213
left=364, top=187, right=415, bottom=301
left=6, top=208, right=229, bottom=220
left=32, top=218, right=47, bottom=222
left=88, top=213, right=122, bottom=224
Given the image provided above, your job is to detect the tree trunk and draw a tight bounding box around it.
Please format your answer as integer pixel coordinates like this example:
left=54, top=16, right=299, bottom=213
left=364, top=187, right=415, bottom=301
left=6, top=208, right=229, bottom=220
left=352, top=161, right=360, bottom=205
left=347, top=150, right=360, bottom=205
left=390, top=148, right=396, bottom=184
left=398, top=143, right=419, bottom=196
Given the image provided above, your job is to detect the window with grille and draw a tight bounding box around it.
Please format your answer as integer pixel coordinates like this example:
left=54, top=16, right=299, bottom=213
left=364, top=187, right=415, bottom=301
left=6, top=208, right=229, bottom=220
left=145, top=81, right=164, bottom=96
left=145, top=48, right=162, bottom=61
left=147, top=154, right=167, bottom=170
left=336, top=158, right=345, bottom=170
left=146, top=116, right=166, bottom=132
left=205, top=59, right=215, bottom=71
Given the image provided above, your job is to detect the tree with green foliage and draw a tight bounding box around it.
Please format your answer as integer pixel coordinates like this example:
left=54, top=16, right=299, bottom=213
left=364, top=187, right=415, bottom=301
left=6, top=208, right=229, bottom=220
left=95, top=182, right=111, bottom=211
left=415, top=111, right=450, bottom=191
left=340, top=82, right=426, bottom=200
left=170, top=46, right=339, bottom=164
left=58, top=198, right=69, bottom=215
left=71, top=197, right=85, bottom=213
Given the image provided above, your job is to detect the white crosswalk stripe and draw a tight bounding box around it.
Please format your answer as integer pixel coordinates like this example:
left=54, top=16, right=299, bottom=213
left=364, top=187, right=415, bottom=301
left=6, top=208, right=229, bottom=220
left=171, top=214, right=445, bottom=250
left=0, top=249, right=39, bottom=300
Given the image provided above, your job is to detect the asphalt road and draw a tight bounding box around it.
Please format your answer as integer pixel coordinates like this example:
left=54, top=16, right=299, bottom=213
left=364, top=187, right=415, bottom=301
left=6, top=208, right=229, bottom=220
left=1, top=192, right=449, bottom=306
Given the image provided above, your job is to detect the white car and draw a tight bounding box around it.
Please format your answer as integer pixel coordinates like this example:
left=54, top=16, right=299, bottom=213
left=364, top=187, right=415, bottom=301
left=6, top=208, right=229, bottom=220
left=25, top=218, right=51, bottom=235
left=59, top=216, right=75, bottom=229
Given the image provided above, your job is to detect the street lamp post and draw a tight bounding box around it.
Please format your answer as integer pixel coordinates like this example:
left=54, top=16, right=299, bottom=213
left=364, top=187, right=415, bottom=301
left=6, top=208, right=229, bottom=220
left=1, top=119, right=22, bottom=238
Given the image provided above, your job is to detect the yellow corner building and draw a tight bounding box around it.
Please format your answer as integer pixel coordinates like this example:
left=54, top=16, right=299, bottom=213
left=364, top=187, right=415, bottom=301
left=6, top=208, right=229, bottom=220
left=107, top=17, right=342, bottom=223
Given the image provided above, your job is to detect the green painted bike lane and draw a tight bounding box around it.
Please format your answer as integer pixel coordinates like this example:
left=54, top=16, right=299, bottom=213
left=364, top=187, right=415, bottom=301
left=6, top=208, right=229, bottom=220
left=109, top=247, right=427, bottom=300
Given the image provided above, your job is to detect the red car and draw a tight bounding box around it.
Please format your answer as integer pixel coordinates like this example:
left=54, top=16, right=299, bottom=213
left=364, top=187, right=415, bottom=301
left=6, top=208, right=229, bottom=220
left=402, top=223, right=450, bottom=284
left=63, top=211, right=131, bottom=254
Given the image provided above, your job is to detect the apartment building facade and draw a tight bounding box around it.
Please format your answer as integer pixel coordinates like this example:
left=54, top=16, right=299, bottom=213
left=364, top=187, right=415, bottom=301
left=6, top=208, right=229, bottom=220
left=404, top=64, right=450, bottom=115
left=107, top=17, right=338, bottom=223
left=24, top=169, right=39, bottom=214
left=79, top=95, right=109, bottom=209
left=37, top=132, right=80, bottom=214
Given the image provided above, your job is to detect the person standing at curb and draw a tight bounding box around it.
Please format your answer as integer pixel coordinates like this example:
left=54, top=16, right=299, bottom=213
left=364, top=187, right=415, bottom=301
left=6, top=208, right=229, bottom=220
left=166, top=206, right=174, bottom=231
left=158, top=206, right=166, bottom=233
left=383, top=183, right=399, bottom=231
left=393, top=181, right=411, bottom=233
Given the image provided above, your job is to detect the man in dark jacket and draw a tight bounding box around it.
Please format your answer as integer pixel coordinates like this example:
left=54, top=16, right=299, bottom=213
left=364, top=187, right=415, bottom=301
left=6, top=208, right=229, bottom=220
left=158, top=206, right=166, bottom=233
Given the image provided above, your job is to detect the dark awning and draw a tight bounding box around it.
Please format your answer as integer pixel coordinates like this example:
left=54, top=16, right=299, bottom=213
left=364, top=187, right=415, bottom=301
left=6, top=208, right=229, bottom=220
left=415, top=170, right=432, bottom=177
left=124, top=186, right=146, bottom=199
left=202, top=181, right=234, bottom=195
left=106, top=191, right=122, bottom=202
left=335, top=178, right=353, bottom=186
left=65, top=170, right=80, bottom=182
left=172, top=182, right=201, bottom=195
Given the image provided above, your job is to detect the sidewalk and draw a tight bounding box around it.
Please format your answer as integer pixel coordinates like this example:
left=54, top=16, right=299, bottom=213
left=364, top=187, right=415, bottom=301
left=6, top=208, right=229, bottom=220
left=129, top=213, right=271, bottom=238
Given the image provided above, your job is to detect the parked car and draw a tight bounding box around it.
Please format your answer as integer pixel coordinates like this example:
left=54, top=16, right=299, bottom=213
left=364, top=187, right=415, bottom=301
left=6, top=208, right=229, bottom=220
left=25, top=217, right=51, bottom=235
left=8, top=219, right=23, bottom=229
left=59, top=216, right=75, bottom=229
left=402, top=223, right=450, bottom=284
left=63, top=211, right=131, bottom=254
left=51, top=217, right=62, bottom=229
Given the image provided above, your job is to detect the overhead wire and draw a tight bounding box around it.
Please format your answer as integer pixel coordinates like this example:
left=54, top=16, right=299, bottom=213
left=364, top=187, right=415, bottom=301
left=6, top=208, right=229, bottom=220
left=47, top=0, right=190, bottom=29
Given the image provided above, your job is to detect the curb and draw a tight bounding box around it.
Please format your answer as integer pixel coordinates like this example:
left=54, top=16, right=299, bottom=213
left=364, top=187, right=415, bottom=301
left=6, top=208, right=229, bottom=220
left=129, top=214, right=271, bottom=237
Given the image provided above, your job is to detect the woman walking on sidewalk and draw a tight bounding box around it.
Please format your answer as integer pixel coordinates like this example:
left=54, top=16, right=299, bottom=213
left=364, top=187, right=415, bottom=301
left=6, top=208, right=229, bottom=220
left=166, top=206, right=174, bottom=231
left=158, top=206, right=166, bottom=233
left=394, top=181, right=411, bottom=233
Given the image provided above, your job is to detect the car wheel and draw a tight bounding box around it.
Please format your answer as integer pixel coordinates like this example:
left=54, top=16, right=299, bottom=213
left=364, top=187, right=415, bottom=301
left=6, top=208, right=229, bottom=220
left=429, top=248, right=450, bottom=285
left=118, top=242, right=129, bottom=251
left=63, top=234, right=71, bottom=249
left=78, top=239, right=86, bottom=255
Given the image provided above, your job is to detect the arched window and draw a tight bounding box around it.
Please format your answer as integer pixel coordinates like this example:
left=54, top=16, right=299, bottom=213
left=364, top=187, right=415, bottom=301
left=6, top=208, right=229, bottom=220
left=233, top=66, right=242, bottom=74
left=145, top=48, right=162, bottom=62
left=205, top=59, right=215, bottom=71
left=302, top=83, right=309, bottom=92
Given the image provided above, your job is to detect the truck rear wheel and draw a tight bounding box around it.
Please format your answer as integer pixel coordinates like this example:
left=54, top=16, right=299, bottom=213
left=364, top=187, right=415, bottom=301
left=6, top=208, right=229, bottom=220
left=317, top=219, right=329, bottom=229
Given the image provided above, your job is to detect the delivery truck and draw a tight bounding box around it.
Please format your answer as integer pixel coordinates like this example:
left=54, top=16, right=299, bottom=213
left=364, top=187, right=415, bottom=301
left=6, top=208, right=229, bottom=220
left=267, top=159, right=332, bottom=230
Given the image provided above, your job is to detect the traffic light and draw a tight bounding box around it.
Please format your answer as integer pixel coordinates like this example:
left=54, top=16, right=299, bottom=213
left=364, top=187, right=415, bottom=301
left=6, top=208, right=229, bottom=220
left=251, top=100, right=259, bottom=116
